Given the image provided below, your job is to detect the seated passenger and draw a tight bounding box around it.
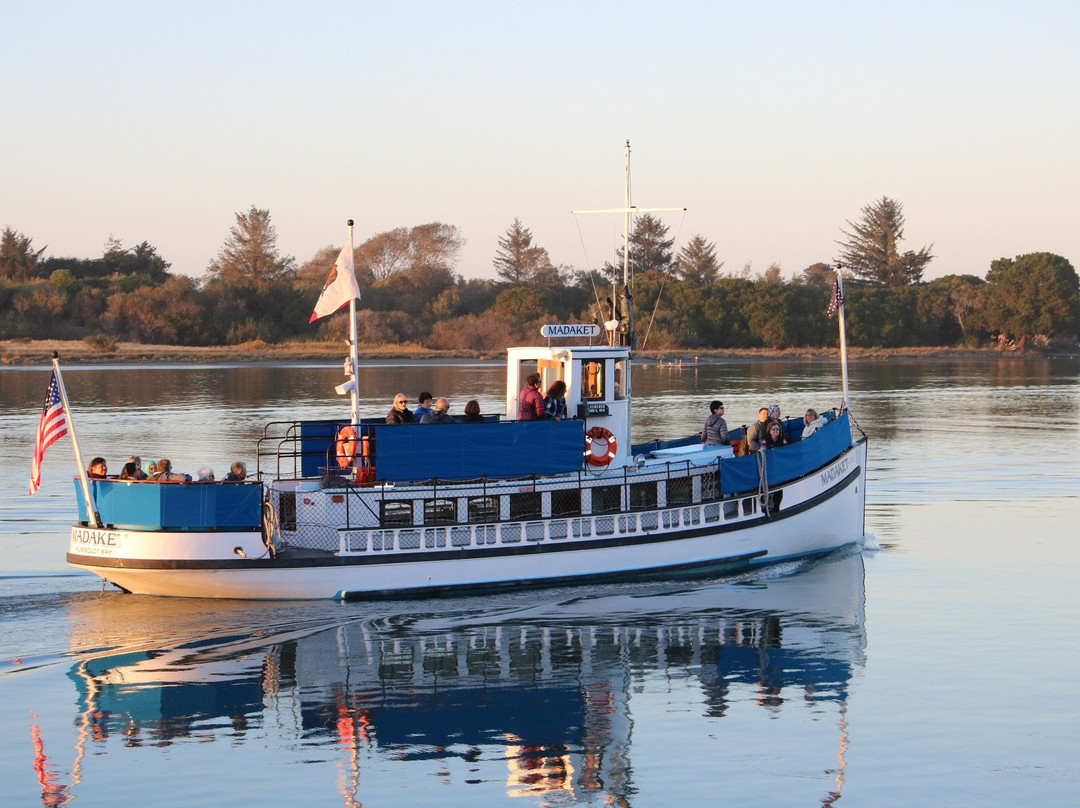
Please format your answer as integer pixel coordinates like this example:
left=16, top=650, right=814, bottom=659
left=197, top=467, right=215, bottom=481
left=87, top=457, right=108, bottom=479
left=763, top=421, right=789, bottom=449
left=543, top=381, right=567, bottom=421
left=149, top=458, right=190, bottom=482
left=414, top=392, right=434, bottom=421
left=462, top=399, right=485, bottom=422
left=118, top=461, right=140, bottom=480
left=801, top=408, right=827, bottom=439
left=386, top=393, right=416, bottom=424
left=744, top=408, right=771, bottom=454
left=126, top=455, right=148, bottom=480
left=700, top=400, right=729, bottom=445
left=420, top=397, right=456, bottom=424
left=224, top=461, right=247, bottom=481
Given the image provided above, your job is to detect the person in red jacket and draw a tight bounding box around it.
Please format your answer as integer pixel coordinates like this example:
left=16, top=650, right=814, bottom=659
left=518, top=373, right=545, bottom=420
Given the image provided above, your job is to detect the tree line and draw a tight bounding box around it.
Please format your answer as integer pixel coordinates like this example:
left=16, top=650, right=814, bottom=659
left=2, top=198, right=1077, bottom=352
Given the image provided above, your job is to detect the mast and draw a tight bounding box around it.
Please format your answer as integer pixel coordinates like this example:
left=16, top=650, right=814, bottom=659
left=51, top=353, right=100, bottom=527
left=346, top=219, right=360, bottom=427
left=832, top=266, right=850, bottom=413
left=572, top=140, right=685, bottom=348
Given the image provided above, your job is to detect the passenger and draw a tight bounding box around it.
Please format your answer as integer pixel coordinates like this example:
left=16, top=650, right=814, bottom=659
left=386, top=393, right=416, bottom=425
left=197, top=467, right=215, bottom=481
left=462, top=399, right=485, bottom=422
left=802, top=408, right=827, bottom=439
left=127, top=455, right=148, bottom=480
left=224, top=461, right=247, bottom=481
left=420, top=397, right=456, bottom=424
left=518, top=373, right=544, bottom=420
left=119, top=461, right=140, bottom=480
left=768, top=403, right=782, bottom=423
left=763, top=421, right=789, bottom=450
left=543, top=380, right=568, bottom=421
left=744, top=408, right=771, bottom=454
left=87, top=457, right=108, bottom=479
left=149, top=458, right=190, bottom=482
left=700, top=400, right=729, bottom=445
left=148, top=462, right=158, bottom=475
left=414, top=391, right=434, bottom=421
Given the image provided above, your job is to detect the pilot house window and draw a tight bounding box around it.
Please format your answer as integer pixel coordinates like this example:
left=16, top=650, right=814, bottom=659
left=582, top=360, right=604, bottom=399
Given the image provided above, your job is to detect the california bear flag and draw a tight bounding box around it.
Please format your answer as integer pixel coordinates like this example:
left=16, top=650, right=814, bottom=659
left=309, top=234, right=361, bottom=322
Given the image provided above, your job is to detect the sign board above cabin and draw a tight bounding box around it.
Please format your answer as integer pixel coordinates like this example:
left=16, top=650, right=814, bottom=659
left=541, top=324, right=602, bottom=338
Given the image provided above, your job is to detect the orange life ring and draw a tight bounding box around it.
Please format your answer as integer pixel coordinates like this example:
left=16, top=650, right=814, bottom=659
left=584, top=426, right=617, bottom=466
left=336, top=426, right=358, bottom=468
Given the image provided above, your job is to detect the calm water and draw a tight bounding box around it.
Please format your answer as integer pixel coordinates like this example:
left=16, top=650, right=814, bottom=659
left=1, top=357, right=1079, bottom=806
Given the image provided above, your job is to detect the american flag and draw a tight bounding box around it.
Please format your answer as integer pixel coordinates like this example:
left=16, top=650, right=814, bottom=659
left=827, top=276, right=844, bottom=318
left=29, top=370, right=68, bottom=495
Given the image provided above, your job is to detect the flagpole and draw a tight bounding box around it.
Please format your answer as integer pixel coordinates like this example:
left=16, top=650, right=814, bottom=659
left=51, top=352, right=100, bottom=527
left=835, top=269, right=850, bottom=413
left=346, top=219, right=360, bottom=427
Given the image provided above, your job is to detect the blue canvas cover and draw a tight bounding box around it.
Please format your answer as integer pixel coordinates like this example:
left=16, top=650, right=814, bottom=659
left=372, top=420, right=587, bottom=482
left=719, top=412, right=853, bottom=495
left=76, top=479, right=263, bottom=530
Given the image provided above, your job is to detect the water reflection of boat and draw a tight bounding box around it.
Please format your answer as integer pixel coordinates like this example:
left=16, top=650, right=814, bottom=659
left=61, top=552, right=865, bottom=804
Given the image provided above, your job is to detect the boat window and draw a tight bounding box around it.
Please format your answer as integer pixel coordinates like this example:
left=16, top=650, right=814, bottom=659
left=551, top=488, right=581, bottom=517
left=582, top=360, right=604, bottom=399
left=723, top=500, right=739, bottom=519
left=468, top=496, right=500, bottom=523
left=667, top=477, right=692, bottom=506
left=278, top=492, right=297, bottom=531
left=509, top=491, right=542, bottom=520
left=629, top=481, right=658, bottom=510
left=591, top=485, right=622, bottom=514
left=763, top=491, right=783, bottom=513
left=701, top=470, right=720, bottom=501
left=381, top=500, right=413, bottom=526
left=424, top=498, right=456, bottom=525
left=614, top=358, right=628, bottom=400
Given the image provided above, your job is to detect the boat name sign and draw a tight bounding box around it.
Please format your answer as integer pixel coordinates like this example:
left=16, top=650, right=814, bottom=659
left=541, top=323, right=601, bottom=338
left=70, top=526, right=122, bottom=556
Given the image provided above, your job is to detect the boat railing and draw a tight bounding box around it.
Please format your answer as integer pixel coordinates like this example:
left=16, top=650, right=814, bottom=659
left=274, top=456, right=728, bottom=553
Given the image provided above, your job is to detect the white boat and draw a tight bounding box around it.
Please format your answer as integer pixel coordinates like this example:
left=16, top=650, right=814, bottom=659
left=65, top=146, right=867, bottom=600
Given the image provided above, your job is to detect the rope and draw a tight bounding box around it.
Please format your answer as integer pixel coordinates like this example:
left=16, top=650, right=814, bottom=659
left=262, top=499, right=280, bottom=557
left=574, top=216, right=613, bottom=332
left=756, top=449, right=770, bottom=517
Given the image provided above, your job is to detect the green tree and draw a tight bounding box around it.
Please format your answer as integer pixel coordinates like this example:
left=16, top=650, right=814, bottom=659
left=207, top=206, right=296, bottom=288
left=493, top=218, right=553, bottom=285
left=358, top=223, right=464, bottom=282
left=610, top=213, right=675, bottom=280
left=928, top=274, right=987, bottom=342
left=0, top=227, right=46, bottom=280
left=105, top=239, right=171, bottom=282
left=836, top=197, right=933, bottom=286
left=674, top=234, right=722, bottom=284
left=982, top=253, right=1080, bottom=348
left=796, top=262, right=836, bottom=286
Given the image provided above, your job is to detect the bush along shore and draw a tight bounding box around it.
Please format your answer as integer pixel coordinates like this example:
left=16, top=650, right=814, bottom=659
left=2, top=338, right=1076, bottom=367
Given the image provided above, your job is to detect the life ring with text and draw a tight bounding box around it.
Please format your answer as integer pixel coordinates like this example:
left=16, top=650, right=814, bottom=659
left=584, top=426, right=617, bottom=466
left=335, top=426, right=358, bottom=468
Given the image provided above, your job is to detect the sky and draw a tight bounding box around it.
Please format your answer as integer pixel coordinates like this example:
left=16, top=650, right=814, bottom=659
left=3, top=1, right=1079, bottom=284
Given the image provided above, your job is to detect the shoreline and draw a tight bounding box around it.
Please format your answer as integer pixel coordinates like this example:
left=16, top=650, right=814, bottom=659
left=2, top=339, right=1077, bottom=366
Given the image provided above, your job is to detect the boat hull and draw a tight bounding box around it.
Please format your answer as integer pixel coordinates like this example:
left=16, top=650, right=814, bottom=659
left=68, top=442, right=867, bottom=600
